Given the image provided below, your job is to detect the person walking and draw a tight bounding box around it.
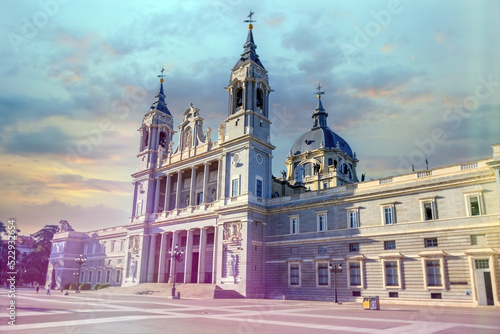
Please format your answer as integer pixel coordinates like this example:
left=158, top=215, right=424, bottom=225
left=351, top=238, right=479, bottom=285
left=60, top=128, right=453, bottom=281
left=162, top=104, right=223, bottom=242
left=46, top=285, right=51, bottom=295
left=36, top=283, right=40, bottom=294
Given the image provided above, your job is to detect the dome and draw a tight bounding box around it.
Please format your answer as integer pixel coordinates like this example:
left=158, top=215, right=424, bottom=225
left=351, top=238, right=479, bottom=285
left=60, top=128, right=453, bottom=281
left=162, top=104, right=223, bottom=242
left=290, top=126, right=354, bottom=157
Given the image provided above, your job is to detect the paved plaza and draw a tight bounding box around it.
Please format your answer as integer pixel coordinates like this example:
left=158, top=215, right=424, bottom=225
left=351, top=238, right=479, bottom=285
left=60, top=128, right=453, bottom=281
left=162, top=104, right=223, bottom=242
left=1, top=288, right=499, bottom=334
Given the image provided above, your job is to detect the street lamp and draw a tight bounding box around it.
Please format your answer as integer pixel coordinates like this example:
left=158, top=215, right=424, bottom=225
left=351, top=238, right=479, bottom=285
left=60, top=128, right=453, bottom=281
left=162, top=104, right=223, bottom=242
left=329, top=262, right=343, bottom=303
left=74, top=254, right=86, bottom=293
left=168, top=244, right=184, bottom=299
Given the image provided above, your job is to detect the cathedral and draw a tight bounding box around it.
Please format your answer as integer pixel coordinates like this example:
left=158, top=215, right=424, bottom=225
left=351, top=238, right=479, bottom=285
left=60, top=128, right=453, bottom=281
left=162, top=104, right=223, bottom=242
left=48, top=18, right=500, bottom=307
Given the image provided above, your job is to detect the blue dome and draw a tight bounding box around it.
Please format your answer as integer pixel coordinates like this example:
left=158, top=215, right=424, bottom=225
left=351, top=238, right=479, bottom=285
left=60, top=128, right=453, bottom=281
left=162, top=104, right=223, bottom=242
left=290, top=126, right=353, bottom=157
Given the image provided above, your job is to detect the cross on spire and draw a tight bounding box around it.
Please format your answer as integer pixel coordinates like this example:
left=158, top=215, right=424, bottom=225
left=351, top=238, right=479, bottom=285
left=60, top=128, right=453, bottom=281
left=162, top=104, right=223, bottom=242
left=157, top=68, right=166, bottom=78
left=244, top=11, right=256, bottom=24
left=314, top=83, right=325, bottom=98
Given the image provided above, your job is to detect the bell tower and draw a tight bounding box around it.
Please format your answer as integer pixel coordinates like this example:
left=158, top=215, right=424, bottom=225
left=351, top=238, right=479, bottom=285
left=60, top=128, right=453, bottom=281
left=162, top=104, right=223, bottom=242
left=224, top=12, right=272, bottom=145
left=133, top=71, right=175, bottom=219
left=220, top=12, right=274, bottom=200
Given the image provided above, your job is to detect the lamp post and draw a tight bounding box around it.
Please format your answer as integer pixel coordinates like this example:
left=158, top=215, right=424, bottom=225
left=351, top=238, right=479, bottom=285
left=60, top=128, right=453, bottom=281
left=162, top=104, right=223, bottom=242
left=74, top=254, right=86, bottom=293
left=168, top=245, right=184, bottom=299
left=329, top=262, right=343, bottom=303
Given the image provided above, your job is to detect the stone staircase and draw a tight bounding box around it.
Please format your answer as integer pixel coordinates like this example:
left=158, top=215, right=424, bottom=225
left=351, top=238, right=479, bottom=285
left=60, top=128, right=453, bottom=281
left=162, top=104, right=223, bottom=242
left=95, top=283, right=245, bottom=299
left=213, top=286, right=245, bottom=299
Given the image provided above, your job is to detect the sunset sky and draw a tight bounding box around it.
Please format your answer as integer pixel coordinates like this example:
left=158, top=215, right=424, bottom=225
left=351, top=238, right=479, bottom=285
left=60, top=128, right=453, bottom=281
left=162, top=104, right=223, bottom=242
left=1, top=0, right=499, bottom=235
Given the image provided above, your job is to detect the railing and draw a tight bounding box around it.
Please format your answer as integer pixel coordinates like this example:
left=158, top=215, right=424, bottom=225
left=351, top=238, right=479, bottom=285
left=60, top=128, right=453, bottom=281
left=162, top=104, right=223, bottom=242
left=417, top=170, right=432, bottom=178
left=379, top=178, right=393, bottom=185
left=460, top=162, right=478, bottom=170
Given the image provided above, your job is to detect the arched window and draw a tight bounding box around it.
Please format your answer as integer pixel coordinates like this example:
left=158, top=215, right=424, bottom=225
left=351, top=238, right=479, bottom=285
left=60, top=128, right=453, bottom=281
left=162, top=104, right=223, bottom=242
left=256, top=89, right=263, bottom=109
left=159, top=132, right=166, bottom=148
left=328, top=158, right=333, bottom=166
left=236, top=88, right=243, bottom=108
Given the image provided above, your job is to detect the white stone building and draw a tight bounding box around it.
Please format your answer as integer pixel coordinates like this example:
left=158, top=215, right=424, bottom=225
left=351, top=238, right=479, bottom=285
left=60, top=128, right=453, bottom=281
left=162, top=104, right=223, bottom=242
left=47, top=21, right=500, bottom=306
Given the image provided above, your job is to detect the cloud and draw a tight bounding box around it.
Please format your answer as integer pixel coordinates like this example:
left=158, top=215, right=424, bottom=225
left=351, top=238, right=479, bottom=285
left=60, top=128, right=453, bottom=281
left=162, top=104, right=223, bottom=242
left=2, top=126, right=72, bottom=155
left=0, top=199, right=130, bottom=234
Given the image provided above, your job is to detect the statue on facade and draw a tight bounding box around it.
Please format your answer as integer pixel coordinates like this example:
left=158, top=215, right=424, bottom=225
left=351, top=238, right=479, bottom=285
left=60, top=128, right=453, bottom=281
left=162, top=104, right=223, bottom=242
left=227, top=254, right=237, bottom=277
left=211, top=189, right=216, bottom=202
left=281, top=170, right=286, bottom=180
left=206, top=127, right=212, bottom=143
left=168, top=140, right=174, bottom=155
left=218, top=122, right=225, bottom=143
left=185, top=195, right=190, bottom=207
left=59, top=220, right=74, bottom=232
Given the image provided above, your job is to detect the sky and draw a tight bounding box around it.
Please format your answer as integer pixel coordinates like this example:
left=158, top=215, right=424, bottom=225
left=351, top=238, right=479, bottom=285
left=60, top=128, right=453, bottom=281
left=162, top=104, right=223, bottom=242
left=1, top=0, right=499, bottom=235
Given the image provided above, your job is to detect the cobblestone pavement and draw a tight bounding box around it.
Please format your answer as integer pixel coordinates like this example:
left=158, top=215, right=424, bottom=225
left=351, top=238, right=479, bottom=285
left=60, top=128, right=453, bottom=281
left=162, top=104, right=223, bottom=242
left=1, top=288, right=499, bottom=334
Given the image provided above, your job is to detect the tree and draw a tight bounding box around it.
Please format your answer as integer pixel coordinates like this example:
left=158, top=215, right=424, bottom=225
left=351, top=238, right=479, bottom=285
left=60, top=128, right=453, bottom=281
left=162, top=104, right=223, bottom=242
left=25, top=225, right=59, bottom=285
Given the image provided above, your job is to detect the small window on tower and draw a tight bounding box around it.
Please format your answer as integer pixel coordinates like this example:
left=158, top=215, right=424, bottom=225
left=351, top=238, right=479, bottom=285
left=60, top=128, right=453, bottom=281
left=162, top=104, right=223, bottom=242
left=256, top=89, right=263, bottom=109
left=236, top=88, right=243, bottom=108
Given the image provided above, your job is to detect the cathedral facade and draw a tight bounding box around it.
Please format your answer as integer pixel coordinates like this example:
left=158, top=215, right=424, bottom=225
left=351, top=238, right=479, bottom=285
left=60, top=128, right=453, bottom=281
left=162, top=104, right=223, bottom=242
left=47, top=21, right=500, bottom=306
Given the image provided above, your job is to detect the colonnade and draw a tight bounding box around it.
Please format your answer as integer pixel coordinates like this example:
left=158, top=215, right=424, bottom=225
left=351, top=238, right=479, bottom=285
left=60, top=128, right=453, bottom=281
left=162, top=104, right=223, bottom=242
left=151, top=159, right=226, bottom=214
left=145, top=226, right=218, bottom=284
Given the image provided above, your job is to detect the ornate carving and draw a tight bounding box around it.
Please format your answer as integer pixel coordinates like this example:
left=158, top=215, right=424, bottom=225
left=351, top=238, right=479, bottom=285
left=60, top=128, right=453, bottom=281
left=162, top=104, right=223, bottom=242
left=223, top=222, right=242, bottom=243
left=129, top=235, right=140, bottom=254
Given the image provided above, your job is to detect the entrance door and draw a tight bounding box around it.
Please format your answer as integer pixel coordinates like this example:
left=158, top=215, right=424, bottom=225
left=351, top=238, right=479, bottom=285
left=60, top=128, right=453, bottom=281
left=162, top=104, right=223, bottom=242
left=191, top=253, right=199, bottom=283
left=475, top=259, right=494, bottom=306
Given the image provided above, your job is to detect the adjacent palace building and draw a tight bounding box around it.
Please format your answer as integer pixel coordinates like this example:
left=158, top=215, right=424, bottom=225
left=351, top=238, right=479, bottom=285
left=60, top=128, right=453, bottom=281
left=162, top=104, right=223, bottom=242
left=47, top=19, right=500, bottom=306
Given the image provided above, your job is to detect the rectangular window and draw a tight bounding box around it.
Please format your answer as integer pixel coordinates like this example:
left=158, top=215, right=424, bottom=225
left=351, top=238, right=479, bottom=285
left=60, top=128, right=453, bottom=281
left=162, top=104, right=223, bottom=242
left=231, top=179, right=239, bottom=197
left=290, top=216, right=299, bottom=235
left=349, top=211, right=359, bottom=228
left=197, top=192, right=203, bottom=205
left=471, top=234, right=486, bottom=245
left=431, top=292, right=442, bottom=299
left=389, top=292, right=398, bottom=298
left=120, top=240, right=124, bottom=251
left=97, top=270, right=102, bottom=283
left=207, top=233, right=214, bottom=245
left=317, top=263, right=329, bottom=286
left=110, top=242, right=115, bottom=253
left=349, top=262, right=361, bottom=286
left=106, top=270, right=111, bottom=283
left=317, top=212, right=327, bottom=232
left=384, top=240, right=396, bottom=250
left=256, top=178, right=263, bottom=198
left=475, top=259, right=489, bottom=269
left=384, top=207, right=394, bottom=225
left=423, top=202, right=434, bottom=220
left=290, top=264, right=300, bottom=286
left=425, top=238, right=438, bottom=248
left=88, top=270, right=93, bottom=283
left=385, top=261, right=399, bottom=286
left=115, top=270, right=121, bottom=284
left=468, top=195, right=481, bottom=216
left=349, top=243, right=359, bottom=252
left=426, top=260, right=442, bottom=286
left=318, top=246, right=328, bottom=254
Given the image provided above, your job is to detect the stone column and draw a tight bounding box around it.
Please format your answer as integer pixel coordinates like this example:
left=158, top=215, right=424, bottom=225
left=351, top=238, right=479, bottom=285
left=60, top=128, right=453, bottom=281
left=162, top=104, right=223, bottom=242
left=213, top=225, right=219, bottom=284
left=164, top=175, right=171, bottom=211
left=219, top=155, right=226, bottom=199
left=153, top=178, right=161, bottom=214
left=157, top=233, right=168, bottom=283
left=183, top=229, right=194, bottom=283
left=147, top=234, right=157, bottom=282
left=198, top=227, right=207, bottom=283
left=203, top=163, right=210, bottom=203
left=175, top=171, right=182, bottom=209
left=189, top=167, right=196, bottom=206
left=169, top=231, right=179, bottom=283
